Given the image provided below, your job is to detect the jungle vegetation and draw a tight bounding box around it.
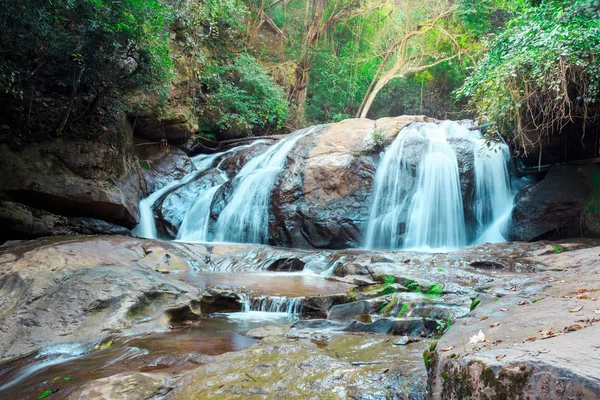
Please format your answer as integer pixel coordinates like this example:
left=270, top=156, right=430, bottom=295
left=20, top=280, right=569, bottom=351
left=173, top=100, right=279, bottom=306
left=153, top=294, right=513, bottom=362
left=0, top=0, right=598, bottom=142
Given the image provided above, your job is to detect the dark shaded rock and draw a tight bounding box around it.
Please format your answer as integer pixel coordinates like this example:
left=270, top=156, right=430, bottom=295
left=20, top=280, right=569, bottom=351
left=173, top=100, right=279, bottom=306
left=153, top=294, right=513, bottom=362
left=130, top=114, right=196, bottom=144
left=0, top=123, right=143, bottom=229
left=214, top=142, right=271, bottom=178
left=345, top=317, right=438, bottom=336
left=140, top=147, right=195, bottom=195
left=328, top=301, right=371, bottom=322
left=154, top=169, right=226, bottom=237
left=199, top=288, right=243, bottom=314
left=508, top=165, right=592, bottom=241
left=265, top=257, right=305, bottom=272
left=0, top=200, right=131, bottom=241
left=300, top=294, right=346, bottom=317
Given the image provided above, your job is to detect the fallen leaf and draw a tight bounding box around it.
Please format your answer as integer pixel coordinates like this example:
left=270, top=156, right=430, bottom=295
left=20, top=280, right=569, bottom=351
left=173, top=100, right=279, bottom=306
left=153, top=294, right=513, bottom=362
left=576, top=295, right=590, bottom=300
left=440, top=346, right=455, bottom=352
left=94, top=340, right=113, bottom=350
left=480, top=316, right=489, bottom=321
left=523, top=337, right=537, bottom=343
left=495, top=354, right=506, bottom=360
left=564, top=324, right=583, bottom=332
left=490, top=322, right=500, bottom=328
left=570, top=306, right=584, bottom=313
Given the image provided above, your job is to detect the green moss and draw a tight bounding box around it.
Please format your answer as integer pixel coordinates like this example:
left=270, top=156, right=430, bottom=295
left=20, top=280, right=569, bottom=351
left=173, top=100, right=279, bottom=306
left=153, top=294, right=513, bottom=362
left=396, top=303, right=408, bottom=317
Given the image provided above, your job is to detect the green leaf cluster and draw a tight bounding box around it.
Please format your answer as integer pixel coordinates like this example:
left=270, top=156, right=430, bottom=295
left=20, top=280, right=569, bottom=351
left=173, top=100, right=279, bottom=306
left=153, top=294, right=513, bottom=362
left=199, top=54, right=289, bottom=136
left=458, top=0, right=600, bottom=148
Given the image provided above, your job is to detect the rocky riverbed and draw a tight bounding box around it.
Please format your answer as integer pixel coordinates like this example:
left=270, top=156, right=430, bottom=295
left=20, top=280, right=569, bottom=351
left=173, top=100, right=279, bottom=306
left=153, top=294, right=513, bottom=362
left=1, top=236, right=599, bottom=399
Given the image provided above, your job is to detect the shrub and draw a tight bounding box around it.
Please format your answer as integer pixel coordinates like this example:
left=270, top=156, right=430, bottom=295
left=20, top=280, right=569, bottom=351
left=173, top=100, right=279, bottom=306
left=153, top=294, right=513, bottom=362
left=458, top=0, right=600, bottom=153
left=199, top=54, right=289, bottom=138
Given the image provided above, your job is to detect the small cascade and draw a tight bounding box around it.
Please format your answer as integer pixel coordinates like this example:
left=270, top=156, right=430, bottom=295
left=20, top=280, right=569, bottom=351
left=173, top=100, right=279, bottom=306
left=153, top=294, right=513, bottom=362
left=133, top=171, right=201, bottom=239
left=177, top=184, right=222, bottom=241
left=213, top=128, right=312, bottom=244
left=364, top=121, right=514, bottom=251
left=245, top=296, right=303, bottom=316
left=133, top=146, right=250, bottom=240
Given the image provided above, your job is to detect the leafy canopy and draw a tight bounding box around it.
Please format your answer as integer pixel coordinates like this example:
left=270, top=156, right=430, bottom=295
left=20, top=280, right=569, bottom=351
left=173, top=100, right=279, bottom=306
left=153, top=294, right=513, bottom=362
left=458, top=0, right=600, bottom=151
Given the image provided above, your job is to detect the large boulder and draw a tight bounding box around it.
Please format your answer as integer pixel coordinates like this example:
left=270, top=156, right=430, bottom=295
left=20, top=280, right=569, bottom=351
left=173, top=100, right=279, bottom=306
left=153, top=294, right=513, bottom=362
left=0, top=122, right=143, bottom=229
left=0, top=200, right=131, bottom=241
left=271, top=116, right=430, bottom=249
left=0, top=236, right=208, bottom=361
left=508, top=165, right=593, bottom=241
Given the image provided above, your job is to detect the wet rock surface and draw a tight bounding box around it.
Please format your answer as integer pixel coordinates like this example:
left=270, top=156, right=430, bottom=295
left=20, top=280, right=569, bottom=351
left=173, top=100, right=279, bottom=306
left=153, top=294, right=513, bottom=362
left=271, top=117, right=430, bottom=249
left=168, top=334, right=428, bottom=400
left=0, top=236, right=599, bottom=399
left=139, top=147, right=196, bottom=195
left=509, top=165, right=593, bottom=241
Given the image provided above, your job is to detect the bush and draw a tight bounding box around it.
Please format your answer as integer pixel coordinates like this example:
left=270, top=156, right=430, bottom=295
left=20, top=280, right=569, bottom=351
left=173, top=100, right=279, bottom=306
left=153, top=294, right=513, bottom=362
left=199, top=54, right=289, bottom=138
left=458, top=0, right=600, bottom=152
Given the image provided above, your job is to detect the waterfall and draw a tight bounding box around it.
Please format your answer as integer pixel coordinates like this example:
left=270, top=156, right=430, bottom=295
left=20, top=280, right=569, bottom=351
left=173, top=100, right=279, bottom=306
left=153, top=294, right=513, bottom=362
left=133, top=146, right=255, bottom=240
left=473, top=138, right=513, bottom=243
left=133, top=173, right=198, bottom=239
left=404, top=130, right=467, bottom=250
left=177, top=184, right=222, bottom=241
left=364, top=125, right=422, bottom=249
left=364, top=121, right=513, bottom=251
left=213, top=128, right=312, bottom=244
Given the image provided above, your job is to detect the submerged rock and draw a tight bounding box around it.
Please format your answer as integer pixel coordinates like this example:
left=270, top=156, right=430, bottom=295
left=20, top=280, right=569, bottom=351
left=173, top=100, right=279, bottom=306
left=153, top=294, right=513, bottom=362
left=168, top=334, right=428, bottom=399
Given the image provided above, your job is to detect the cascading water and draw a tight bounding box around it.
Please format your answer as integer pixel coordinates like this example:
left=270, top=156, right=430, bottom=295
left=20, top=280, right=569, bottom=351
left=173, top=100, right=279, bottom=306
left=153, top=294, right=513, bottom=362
left=176, top=185, right=222, bottom=242
left=404, top=129, right=467, bottom=250
left=472, top=137, right=514, bottom=243
left=364, top=121, right=514, bottom=251
left=241, top=294, right=303, bottom=316
left=133, top=145, right=257, bottom=240
left=212, top=128, right=312, bottom=244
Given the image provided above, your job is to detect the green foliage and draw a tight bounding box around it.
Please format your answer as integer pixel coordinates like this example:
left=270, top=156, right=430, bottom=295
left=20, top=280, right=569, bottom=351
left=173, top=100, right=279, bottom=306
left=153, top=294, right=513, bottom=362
left=425, top=283, right=444, bottom=297
left=470, top=298, right=482, bottom=311
left=0, top=0, right=173, bottom=98
left=553, top=245, right=564, bottom=254
left=436, top=316, right=453, bottom=334
left=197, top=0, right=248, bottom=45
left=458, top=0, right=600, bottom=150
left=200, top=54, right=289, bottom=137
left=38, top=390, right=55, bottom=399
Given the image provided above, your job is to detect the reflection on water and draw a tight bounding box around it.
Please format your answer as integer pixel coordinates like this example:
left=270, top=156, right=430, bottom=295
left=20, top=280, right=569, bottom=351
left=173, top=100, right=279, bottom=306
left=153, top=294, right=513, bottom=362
left=175, top=271, right=351, bottom=297
left=0, top=313, right=294, bottom=399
